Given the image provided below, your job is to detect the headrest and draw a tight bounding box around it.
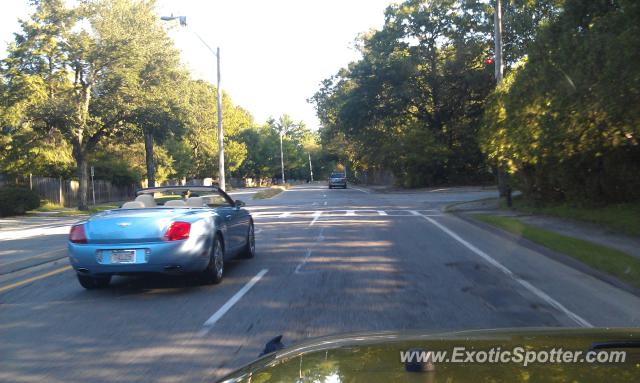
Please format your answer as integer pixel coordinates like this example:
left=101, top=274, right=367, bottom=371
left=134, top=194, right=157, bottom=207
left=186, top=197, right=204, bottom=208
left=121, top=201, right=145, bottom=209
left=164, top=199, right=186, bottom=207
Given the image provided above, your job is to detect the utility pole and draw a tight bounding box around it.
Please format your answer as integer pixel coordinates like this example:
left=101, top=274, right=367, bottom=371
left=160, top=15, right=226, bottom=190
left=493, top=0, right=511, bottom=206
left=308, top=153, right=314, bottom=182
left=494, top=0, right=504, bottom=84
left=279, top=130, right=285, bottom=184
left=216, top=47, right=225, bottom=191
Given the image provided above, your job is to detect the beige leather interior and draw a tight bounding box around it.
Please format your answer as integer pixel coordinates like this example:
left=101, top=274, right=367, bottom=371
left=164, top=199, right=186, bottom=207
left=134, top=194, right=157, bottom=207
left=121, top=201, right=145, bottom=209
left=186, top=197, right=204, bottom=207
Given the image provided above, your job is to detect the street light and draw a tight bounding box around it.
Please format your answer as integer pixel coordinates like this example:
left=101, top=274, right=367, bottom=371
left=160, top=15, right=226, bottom=191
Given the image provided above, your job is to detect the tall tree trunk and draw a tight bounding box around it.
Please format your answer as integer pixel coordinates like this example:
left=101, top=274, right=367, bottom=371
left=144, top=128, right=156, bottom=188
left=73, top=71, right=93, bottom=211
left=74, top=146, right=89, bottom=211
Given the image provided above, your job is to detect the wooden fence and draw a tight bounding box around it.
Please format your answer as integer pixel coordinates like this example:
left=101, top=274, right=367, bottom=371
left=0, top=175, right=137, bottom=207
left=0, top=173, right=271, bottom=208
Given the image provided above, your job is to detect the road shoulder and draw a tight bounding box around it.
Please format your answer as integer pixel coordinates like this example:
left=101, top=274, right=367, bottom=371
left=449, top=208, right=640, bottom=298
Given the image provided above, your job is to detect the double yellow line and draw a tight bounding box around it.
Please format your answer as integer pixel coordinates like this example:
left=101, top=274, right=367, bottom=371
left=0, top=266, right=71, bottom=294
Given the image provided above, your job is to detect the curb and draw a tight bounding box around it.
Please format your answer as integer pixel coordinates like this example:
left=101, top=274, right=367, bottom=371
left=453, top=212, right=640, bottom=299
left=443, top=197, right=499, bottom=213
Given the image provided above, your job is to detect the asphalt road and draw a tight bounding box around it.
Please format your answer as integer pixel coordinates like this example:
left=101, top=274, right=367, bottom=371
left=1, top=183, right=639, bottom=383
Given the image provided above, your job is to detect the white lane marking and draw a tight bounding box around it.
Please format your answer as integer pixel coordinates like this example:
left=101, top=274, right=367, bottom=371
left=409, top=210, right=422, bottom=216
left=199, top=269, right=269, bottom=336
left=309, top=211, right=322, bottom=226
left=377, top=210, right=388, bottom=216
left=295, top=250, right=313, bottom=274
left=278, top=212, right=291, bottom=218
left=323, top=194, right=327, bottom=198
left=416, top=213, right=592, bottom=328
left=295, top=227, right=325, bottom=274
left=323, top=201, right=327, bottom=206
left=350, top=186, right=370, bottom=194
left=346, top=210, right=355, bottom=216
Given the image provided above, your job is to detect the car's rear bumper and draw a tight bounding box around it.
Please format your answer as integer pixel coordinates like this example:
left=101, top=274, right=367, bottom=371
left=329, top=182, right=347, bottom=187
left=68, top=237, right=211, bottom=276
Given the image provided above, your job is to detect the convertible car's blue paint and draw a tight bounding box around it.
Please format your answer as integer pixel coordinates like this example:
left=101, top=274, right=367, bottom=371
left=67, top=187, right=252, bottom=278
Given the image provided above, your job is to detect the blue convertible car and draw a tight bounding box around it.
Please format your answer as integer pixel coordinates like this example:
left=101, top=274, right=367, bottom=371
left=67, top=186, right=255, bottom=289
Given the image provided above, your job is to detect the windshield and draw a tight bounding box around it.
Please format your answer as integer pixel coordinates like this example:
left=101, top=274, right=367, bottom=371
left=1, top=1, right=638, bottom=383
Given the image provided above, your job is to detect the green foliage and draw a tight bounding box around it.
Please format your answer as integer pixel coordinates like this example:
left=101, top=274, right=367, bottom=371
left=232, top=116, right=320, bottom=182
left=480, top=0, right=640, bottom=203
left=311, top=0, right=498, bottom=187
left=0, top=0, right=189, bottom=209
left=91, top=155, right=141, bottom=186
left=0, top=0, right=315, bottom=197
left=0, top=186, right=41, bottom=216
left=503, top=196, right=640, bottom=237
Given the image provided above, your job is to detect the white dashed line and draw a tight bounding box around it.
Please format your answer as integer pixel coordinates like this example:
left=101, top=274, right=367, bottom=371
left=199, top=269, right=269, bottom=336
left=350, top=186, right=370, bottom=194
left=346, top=210, right=355, bottom=216
left=295, top=227, right=325, bottom=274
left=377, top=210, right=387, bottom=216
left=278, top=212, right=291, bottom=218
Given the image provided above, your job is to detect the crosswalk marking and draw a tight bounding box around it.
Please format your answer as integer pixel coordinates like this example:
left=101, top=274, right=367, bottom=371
left=252, top=209, right=443, bottom=219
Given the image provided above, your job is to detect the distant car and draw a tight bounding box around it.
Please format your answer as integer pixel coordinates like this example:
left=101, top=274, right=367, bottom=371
left=328, top=172, right=347, bottom=189
left=67, top=186, right=255, bottom=289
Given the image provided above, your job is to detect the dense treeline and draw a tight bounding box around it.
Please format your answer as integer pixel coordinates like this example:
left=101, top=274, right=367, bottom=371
left=481, top=0, right=640, bottom=203
left=311, top=0, right=558, bottom=188
left=312, top=0, right=640, bottom=204
left=0, top=0, right=321, bottom=209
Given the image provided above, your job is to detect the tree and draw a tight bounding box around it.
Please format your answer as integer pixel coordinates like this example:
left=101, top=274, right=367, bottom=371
left=1, top=0, right=187, bottom=209
left=164, top=80, right=251, bottom=181
left=311, top=0, right=495, bottom=187
left=480, top=0, right=640, bottom=203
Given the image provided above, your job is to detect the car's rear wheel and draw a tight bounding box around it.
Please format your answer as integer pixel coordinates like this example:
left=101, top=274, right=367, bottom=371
left=202, top=236, right=224, bottom=284
left=240, top=221, right=255, bottom=259
left=77, top=274, right=111, bottom=289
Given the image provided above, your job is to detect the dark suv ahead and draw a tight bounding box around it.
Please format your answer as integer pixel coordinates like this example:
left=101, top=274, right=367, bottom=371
left=328, top=172, right=347, bottom=189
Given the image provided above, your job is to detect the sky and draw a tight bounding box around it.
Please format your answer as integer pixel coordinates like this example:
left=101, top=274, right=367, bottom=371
left=0, top=0, right=396, bottom=130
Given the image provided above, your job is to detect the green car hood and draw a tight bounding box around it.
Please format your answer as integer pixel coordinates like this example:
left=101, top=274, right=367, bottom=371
left=217, top=328, right=640, bottom=383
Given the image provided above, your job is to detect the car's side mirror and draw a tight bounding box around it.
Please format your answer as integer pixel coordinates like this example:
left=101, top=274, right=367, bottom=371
left=235, top=199, right=245, bottom=207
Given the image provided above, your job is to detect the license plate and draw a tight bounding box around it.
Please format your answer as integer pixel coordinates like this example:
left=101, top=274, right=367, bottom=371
left=110, top=250, right=136, bottom=264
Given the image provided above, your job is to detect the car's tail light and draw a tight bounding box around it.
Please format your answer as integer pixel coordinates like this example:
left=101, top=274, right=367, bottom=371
left=69, top=224, right=87, bottom=244
left=163, top=221, right=191, bottom=241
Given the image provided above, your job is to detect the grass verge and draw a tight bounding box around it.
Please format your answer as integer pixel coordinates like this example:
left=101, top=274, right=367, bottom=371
left=502, top=197, right=640, bottom=237
left=29, top=201, right=123, bottom=216
left=253, top=185, right=289, bottom=200
left=471, top=213, right=640, bottom=289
